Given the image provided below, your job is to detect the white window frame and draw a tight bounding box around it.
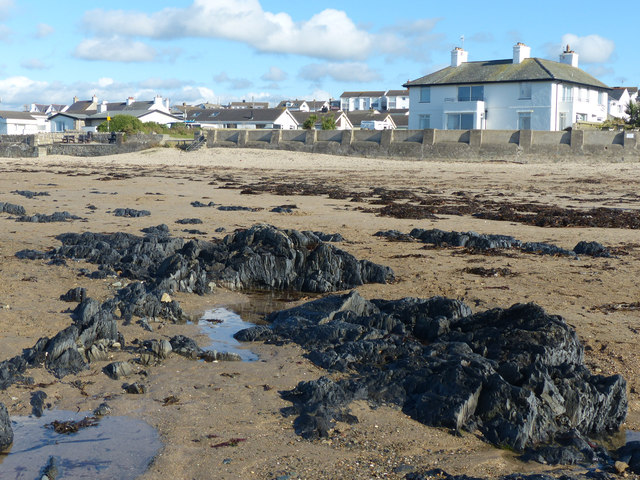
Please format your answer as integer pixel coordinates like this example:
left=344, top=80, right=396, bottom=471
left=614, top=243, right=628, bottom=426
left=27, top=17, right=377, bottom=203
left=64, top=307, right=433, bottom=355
left=519, top=83, right=532, bottom=100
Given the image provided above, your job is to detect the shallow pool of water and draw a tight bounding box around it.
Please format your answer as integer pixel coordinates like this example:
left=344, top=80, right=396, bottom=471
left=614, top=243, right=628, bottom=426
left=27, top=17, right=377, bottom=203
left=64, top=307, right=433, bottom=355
left=199, top=307, right=259, bottom=361
left=0, top=410, right=161, bottom=479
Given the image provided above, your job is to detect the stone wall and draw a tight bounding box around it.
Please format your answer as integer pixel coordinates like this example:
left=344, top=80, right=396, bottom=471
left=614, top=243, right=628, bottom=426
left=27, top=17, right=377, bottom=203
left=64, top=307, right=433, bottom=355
left=0, top=133, right=163, bottom=157
left=207, top=128, right=640, bottom=162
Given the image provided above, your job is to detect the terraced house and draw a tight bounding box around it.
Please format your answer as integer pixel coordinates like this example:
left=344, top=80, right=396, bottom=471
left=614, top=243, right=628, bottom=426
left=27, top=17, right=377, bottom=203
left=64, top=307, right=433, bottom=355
left=405, top=43, right=610, bottom=131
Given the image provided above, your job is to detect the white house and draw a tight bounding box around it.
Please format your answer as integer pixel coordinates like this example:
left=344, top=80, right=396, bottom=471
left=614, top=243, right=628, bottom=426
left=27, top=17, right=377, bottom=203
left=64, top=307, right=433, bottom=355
left=185, top=107, right=298, bottom=130
left=405, top=44, right=610, bottom=131
left=608, top=87, right=638, bottom=120
left=48, top=95, right=180, bottom=132
left=0, top=111, right=49, bottom=134
left=291, top=111, right=353, bottom=130
left=340, top=91, right=386, bottom=111
left=346, top=111, right=396, bottom=130
left=382, top=90, right=410, bottom=110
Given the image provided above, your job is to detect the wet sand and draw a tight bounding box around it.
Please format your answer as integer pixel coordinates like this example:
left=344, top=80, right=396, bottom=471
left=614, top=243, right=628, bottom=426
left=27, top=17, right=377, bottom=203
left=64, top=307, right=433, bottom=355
left=1, top=148, right=640, bottom=479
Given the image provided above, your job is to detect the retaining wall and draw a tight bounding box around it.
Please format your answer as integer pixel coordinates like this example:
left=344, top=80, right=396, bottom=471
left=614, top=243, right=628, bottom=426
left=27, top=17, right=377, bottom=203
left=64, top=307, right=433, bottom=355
left=207, top=128, right=640, bottom=162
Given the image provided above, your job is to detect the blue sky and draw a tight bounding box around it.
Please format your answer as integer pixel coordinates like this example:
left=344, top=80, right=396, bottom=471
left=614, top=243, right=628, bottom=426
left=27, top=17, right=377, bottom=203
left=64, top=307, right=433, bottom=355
left=0, top=0, right=635, bottom=110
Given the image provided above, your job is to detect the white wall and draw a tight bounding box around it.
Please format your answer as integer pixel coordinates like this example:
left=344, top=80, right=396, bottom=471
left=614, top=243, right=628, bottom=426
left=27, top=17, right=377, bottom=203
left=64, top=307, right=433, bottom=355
left=0, top=119, right=43, bottom=134
left=409, top=81, right=607, bottom=131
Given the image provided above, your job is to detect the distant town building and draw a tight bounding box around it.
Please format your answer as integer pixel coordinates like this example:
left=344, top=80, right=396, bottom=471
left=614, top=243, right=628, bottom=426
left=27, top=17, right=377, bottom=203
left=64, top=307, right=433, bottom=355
left=49, top=95, right=179, bottom=132
left=405, top=43, right=610, bottom=131
left=0, top=111, right=48, bottom=134
left=184, top=107, right=297, bottom=129
left=228, top=101, right=269, bottom=109
left=608, top=87, right=638, bottom=121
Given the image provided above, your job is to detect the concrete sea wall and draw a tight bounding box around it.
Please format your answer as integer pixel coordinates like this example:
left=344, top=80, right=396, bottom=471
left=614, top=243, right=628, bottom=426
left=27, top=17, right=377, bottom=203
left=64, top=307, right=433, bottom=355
left=207, top=128, right=640, bottom=163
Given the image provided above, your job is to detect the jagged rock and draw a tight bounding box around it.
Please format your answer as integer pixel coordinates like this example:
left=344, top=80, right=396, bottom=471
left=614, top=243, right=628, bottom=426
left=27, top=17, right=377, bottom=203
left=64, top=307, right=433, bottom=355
left=15, top=249, right=46, bottom=260
left=142, top=339, right=172, bottom=359
left=85, top=344, right=109, bottom=363
left=169, top=335, right=202, bottom=358
left=44, top=224, right=392, bottom=295
left=237, top=291, right=627, bottom=458
left=191, top=200, right=216, bottom=207
left=375, top=228, right=609, bottom=258
left=0, top=402, right=13, bottom=451
left=309, top=231, right=344, bottom=242
left=141, top=224, right=170, bottom=237
left=123, top=382, right=146, bottom=394
left=60, top=287, right=87, bottom=303
left=11, top=190, right=49, bottom=199
left=199, top=350, right=242, bottom=362
left=40, top=456, right=59, bottom=480
left=113, top=208, right=150, bottom=217
left=405, top=468, right=617, bottom=480
left=103, top=361, right=134, bottom=380
left=0, top=355, right=29, bottom=389
left=573, top=241, right=611, bottom=258
left=16, top=211, right=82, bottom=223
left=175, top=218, right=203, bottom=224
left=0, top=201, right=26, bottom=215
left=93, top=402, right=112, bottom=416
left=616, top=441, right=640, bottom=474
left=30, top=390, right=48, bottom=417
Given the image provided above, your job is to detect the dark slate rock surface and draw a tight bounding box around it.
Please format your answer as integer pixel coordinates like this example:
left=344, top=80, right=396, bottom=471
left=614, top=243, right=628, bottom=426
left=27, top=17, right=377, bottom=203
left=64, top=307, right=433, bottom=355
left=42, top=224, right=393, bottom=294
left=236, top=291, right=627, bottom=460
left=16, top=211, right=82, bottom=223
left=0, top=402, right=13, bottom=451
left=406, top=468, right=617, bottom=480
left=375, top=228, right=611, bottom=258
left=113, top=208, right=151, bottom=217
left=11, top=190, right=50, bottom=199
left=0, top=201, right=26, bottom=215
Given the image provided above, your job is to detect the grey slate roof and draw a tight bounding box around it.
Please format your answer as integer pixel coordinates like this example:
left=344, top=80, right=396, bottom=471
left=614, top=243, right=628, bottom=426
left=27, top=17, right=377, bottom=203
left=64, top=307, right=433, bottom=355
left=66, top=100, right=96, bottom=114
left=188, top=108, right=289, bottom=123
left=609, top=88, right=626, bottom=101
left=405, top=58, right=609, bottom=90
left=385, top=89, right=409, bottom=96
left=0, top=110, right=39, bottom=120
left=346, top=110, right=396, bottom=127
left=340, top=91, right=386, bottom=98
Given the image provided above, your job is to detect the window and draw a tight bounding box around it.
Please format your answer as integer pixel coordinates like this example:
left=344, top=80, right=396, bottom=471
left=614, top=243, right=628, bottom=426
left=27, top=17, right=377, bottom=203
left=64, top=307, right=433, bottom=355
left=559, top=112, right=569, bottom=130
left=447, top=113, right=474, bottom=129
left=562, top=85, right=573, bottom=102
left=576, top=113, right=587, bottom=121
left=519, top=83, right=532, bottom=99
left=419, top=114, right=431, bottom=129
left=420, top=87, right=431, bottom=103
left=518, top=112, right=532, bottom=130
left=598, top=91, right=605, bottom=105
left=457, top=85, right=484, bottom=102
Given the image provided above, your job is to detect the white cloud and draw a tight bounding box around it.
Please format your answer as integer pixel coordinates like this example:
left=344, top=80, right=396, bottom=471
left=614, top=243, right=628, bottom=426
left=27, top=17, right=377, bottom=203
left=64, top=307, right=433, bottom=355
left=261, top=66, right=287, bottom=82
left=0, top=24, right=11, bottom=42
left=35, top=23, right=54, bottom=38
left=213, top=71, right=253, bottom=90
left=0, top=0, right=13, bottom=20
left=559, top=34, right=615, bottom=63
left=299, top=62, right=381, bottom=83
left=73, top=36, right=156, bottom=62
left=98, top=77, right=114, bottom=88
left=20, top=58, right=48, bottom=70
left=80, top=1, right=377, bottom=61
left=140, top=78, right=187, bottom=89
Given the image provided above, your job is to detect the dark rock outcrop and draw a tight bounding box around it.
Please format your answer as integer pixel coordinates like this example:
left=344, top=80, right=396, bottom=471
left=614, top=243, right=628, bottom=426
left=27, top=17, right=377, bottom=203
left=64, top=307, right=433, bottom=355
left=0, top=201, right=26, bottom=215
left=237, top=291, right=626, bottom=459
left=375, top=228, right=611, bottom=258
left=60, top=287, right=87, bottom=303
left=11, top=190, right=50, bottom=199
left=16, top=211, right=82, bottom=223
left=40, top=224, right=392, bottom=295
left=113, top=208, right=150, bottom=217
left=0, top=402, right=13, bottom=451
left=30, top=390, right=48, bottom=417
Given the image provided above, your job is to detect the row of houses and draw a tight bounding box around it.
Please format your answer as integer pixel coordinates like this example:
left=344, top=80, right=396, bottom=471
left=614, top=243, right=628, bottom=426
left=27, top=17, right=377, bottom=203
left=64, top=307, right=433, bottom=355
left=0, top=97, right=408, bottom=134
left=1, top=43, right=638, bottom=134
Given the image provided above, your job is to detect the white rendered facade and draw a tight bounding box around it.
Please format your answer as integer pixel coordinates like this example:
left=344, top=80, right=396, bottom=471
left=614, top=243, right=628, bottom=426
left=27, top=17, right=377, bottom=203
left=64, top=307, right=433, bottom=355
left=406, top=45, right=609, bottom=131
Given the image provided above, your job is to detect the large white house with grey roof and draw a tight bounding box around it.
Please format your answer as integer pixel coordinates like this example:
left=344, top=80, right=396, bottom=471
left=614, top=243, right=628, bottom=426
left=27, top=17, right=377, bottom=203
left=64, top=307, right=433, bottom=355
left=405, top=44, right=610, bottom=131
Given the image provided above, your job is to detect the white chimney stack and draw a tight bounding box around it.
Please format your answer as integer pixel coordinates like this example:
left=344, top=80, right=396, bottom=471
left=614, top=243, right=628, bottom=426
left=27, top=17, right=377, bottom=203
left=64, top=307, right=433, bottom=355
left=513, top=42, right=531, bottom=64
left=451, top=47, right=468, bottom=67
left=559, top=45, right=579, bottom=68
left=126, top=96, right=135, bottom=106
left=98, top=100, right=108, bottom=113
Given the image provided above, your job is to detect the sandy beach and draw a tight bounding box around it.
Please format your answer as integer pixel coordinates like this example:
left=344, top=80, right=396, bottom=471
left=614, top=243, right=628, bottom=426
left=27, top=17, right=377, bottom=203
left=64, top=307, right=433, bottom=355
left=1, top=147, right=640, bottom=479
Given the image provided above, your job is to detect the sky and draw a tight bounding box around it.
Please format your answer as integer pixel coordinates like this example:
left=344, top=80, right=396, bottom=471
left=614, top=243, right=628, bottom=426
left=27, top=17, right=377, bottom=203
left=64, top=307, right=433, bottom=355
left=0, top=0, right=636, bottom=110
